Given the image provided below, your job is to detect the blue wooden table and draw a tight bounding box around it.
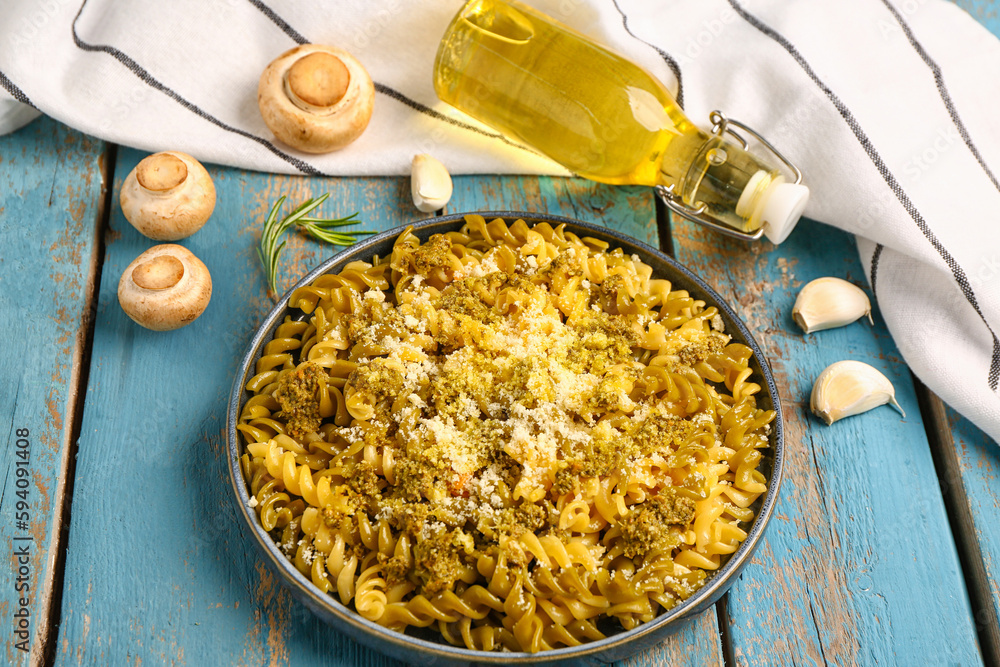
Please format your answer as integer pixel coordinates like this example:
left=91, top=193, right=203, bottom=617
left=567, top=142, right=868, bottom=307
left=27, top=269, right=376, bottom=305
left=3, top=3, right=1000, bottom=666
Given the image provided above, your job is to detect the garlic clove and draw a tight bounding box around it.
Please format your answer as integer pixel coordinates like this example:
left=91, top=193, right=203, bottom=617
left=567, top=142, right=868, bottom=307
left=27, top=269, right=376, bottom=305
left=792, top=277, right=873, bottom=334
left=411, top=153, right=453, bottom=213
left=810, top=360, right=905, bottom=425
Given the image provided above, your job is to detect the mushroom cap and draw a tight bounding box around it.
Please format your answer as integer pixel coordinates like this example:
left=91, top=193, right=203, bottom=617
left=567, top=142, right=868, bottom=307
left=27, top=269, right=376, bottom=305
left=120, top=151, right=216, bottom=241
left=258, top=44, right=374, bottom=154
left=118, top=244, right=212, bottom=331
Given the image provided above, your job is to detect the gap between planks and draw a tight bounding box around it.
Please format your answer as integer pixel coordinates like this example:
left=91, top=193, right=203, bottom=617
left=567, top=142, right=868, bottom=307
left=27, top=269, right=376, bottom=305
left=914, top=379, right=1000, bottom=667
left=38, top=144, right=118, bottom=667
left=715, top=593, right=738, bottom=667
left=657, top=203, right=737, bottom=667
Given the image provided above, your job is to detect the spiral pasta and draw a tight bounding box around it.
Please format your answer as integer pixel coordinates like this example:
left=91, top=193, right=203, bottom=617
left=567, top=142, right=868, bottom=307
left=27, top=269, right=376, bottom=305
left=238, top=216, right=774, bottom=652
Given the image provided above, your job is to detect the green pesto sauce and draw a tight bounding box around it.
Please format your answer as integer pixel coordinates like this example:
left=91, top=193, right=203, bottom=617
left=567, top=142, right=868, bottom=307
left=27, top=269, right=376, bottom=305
left=618, top=489, right=696, bottom=559
left=412, top=234, right=455, bottom=276
left=276, top=237, right=735, bottom=596
left=274, top=362, right=326, bottom=440
left=348, top=358, right=405, bottom=404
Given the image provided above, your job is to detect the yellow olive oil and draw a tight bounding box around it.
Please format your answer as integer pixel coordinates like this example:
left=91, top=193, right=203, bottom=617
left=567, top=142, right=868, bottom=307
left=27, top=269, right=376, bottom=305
left=434, top=0, right=807, bottom=241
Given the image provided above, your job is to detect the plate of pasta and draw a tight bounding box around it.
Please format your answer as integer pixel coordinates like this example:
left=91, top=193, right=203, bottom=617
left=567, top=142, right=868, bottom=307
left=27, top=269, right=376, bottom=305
left=227, top=212, right=784, bottom=665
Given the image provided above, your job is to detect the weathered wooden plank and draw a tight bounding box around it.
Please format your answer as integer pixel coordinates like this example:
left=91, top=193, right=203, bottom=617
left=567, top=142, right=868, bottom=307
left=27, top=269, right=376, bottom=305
left=448, top=175, right=659, bottom=249
left=946, top=408, right=1000, bottom=646
left=0, top=118, right=106, bottom=665
left=670, top=217, right=981, bottom=665
left=918, top=391, right=1000, bottom=664
left=956, top=0, right=1000, bottom=35
left=936, top=2, right=1000, bottom=662
left=448, top=176, right=724, bottom=667
left=55, top=153, right=410, bottom=667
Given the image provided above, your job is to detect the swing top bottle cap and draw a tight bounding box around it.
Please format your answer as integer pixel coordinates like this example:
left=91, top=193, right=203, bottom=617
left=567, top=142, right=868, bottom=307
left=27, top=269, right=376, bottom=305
left=759, top=181, right=810, bottom=244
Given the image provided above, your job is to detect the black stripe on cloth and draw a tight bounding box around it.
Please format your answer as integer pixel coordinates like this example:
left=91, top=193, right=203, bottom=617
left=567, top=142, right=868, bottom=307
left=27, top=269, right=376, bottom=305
left=0, top=70, right=36, bottom=108
left=879, top=0, right=1000, bottom=193
left=246, top=0, right=539, bottom=155
left=870, top=243, right=884, bottom=295
left=726, top=0, right=1000, bottom=391
left=246, top=0, right=307, bottom=44
left=71, top=0, right=325, bottom=176
left=610, top=0, right=685, bottom=108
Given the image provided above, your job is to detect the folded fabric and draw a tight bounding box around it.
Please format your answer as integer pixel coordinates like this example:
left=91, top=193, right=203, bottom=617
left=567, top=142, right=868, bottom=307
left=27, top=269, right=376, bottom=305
left=1, top=0, right=998, bottom=443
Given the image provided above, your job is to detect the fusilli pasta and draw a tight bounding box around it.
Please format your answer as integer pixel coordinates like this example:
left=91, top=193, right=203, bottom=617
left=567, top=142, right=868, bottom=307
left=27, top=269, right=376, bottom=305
left=238, top=216, right=774, bottom=652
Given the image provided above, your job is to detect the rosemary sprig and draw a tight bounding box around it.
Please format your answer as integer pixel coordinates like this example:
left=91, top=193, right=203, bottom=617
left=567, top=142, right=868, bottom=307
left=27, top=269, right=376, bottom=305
left=298, top=212, right=373, bottom=245
left=258, top=193, right=369, bottom=294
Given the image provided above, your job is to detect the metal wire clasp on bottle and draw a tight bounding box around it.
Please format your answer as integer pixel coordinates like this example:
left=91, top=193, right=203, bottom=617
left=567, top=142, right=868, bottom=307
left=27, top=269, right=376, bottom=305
left=655, top=111, right=805, bottom=241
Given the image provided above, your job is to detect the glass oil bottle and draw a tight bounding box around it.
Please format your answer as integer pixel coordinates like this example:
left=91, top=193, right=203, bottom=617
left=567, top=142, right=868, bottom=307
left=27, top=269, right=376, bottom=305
left=434, top=0, right=809, bottom=243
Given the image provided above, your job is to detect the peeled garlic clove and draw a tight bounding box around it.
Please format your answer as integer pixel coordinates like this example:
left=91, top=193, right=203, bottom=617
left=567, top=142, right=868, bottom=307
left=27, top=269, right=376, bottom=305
left=411, top=154, right=453, bottom=213
left=793, top=277, right=873, bottom=333
left=811, top=360, right=905, bottom=425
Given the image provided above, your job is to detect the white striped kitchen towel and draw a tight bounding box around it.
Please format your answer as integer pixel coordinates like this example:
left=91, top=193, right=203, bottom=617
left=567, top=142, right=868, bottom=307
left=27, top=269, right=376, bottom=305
left=1, top=0, right=999, bottom=444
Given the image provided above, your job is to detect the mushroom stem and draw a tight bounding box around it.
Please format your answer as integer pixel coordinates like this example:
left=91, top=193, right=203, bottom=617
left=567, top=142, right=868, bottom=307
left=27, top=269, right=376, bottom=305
left=132, top=255, right=185, bottom=290
left=135, top=153, right=188, bottom=193
left=285, top=52, right=351, bottom=114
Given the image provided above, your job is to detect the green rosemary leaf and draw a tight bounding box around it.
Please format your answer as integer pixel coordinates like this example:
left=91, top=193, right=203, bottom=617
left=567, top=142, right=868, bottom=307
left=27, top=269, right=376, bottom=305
left=258, top=195, right=291, bottom=294
left=258, top=193, right=367, bottom=296
left=298, top=221, right=376, bottom=246
left=297, top=212, right=361, bottom=227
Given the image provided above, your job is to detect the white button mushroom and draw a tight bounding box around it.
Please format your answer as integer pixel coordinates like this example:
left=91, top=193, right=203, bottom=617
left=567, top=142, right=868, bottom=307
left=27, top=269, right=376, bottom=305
left=118, top=244, right=212, bottom=331
left=119, top=151, right=216, bottom=241
left=258, top=44, right=375, bottom=154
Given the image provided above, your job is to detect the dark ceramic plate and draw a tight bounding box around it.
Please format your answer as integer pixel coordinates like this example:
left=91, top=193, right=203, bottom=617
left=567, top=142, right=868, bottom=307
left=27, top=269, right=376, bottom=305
left=227, top=212, right=784, bottom=666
